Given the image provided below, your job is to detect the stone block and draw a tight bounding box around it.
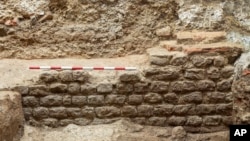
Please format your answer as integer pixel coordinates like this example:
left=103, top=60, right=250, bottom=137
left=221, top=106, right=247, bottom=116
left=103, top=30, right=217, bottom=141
left=144, top=93, right=163, bottom=103
left=131, top=117, right=146, bottom=125
left=150, top=81, right=169, bottom=93
left=191, top=55, right=213, bottom=67
left=164, top=93, right=178, bottom=104
left=72, top=96, right=87, bottom=106
left=74, top=118, right=92, bottom=126
left=171, top=81, right=196, bottom=93
left=105, top=95, right=126, bottom=105
left=206, top=92, right=226, bottom=103
left=203, top=116, right=222, bottom=126
left=222, top=116, right=233, bottom=125
left=22, top=96, right=39, bottom=107
left=59, top=119, right=74, bottom=126
left=156, top=26, right=171, bottom=37
left=29, top=85, right=50, bottom=96
left=39, top=72, right=57, bottom=83
left=63, top=95, right=71, bottom=106
left=134, top=82, right=149, bottom=93
left=88, top=95, right=104, bottom=106
left=49, top=83, right=67, bottom=93
left=68, top=83, right=80, bottom=94
left=40, top=95, right=63, bottom=106
left=216, top=103, right=233, bottom=116
left=168, top=116, right=186, bottom=126
left=67, top=108, right=82, bottom=118
left=217, top=79, right=232, bottom=91
left=170, top=54, right=188, bottom=66
left=213, top=56, right=227, bottom=67
left=128, top=95, right=143, bottom=105
left=137, top=105, right=153, bottom=117
left=221, top=66, right=234, bottom=78
left=49, top=107, right=67, bottom=118
left=33, top=107, right=49, bottom=119
left=58, top=71, right=73, bottom=82
left=119, top=73, right=140, bottom=82
left=151, top=67, right=180, bottom=81
left=207, top=67, right=220, bottom=80
left=173, top=105, right=193, bottom=115
left=121, top=106, right=137, bottom=117
left=117, top=83, right=133, bottom=94
left=23, top=108, right=32, bottom=120
left=146, top=117, right=166, bottom=126
left=95, top=106, right=120, bottom=118
left=81, top=84, right=96, bottom=95
left=196, top=104, right=216, bottom=115
left=184, top=69, right=205, bottom=80
left=82, top=107, right=95, bottom=119
left=153, top=105, right=173, bottom=116
left=186, top=116, right=202, bottom=126
left=72, top=71, right=89, bottom=82
left=197, top=80, right=216, bottom=91
left=150, top=56, right=169, bottom=66
left=97, top=83, right=113, bottom=94
left=179, top=92, right=202, bottom=104
left=42, top=118, right=58, bottom=127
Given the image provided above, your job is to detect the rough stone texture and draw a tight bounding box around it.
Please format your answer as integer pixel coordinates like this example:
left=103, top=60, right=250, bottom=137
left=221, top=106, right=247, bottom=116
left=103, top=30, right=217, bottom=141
left=116, top=83, right=133, bottom=94
left=105, top=95, right=126, bottom=105
left=49, top=107, right=67, bottom=119
left=68, top=83, right=80, bottom=94
left=134, top=82, right=149, bottom=93
left=58, top=71, right=73, bottom=82
left=164, top=93, right=178, bottom=104
left=168, top=116, right=186, bottom=126
left=23, top=96, right=39, bottom=107
left=128, top=95, right=143, bottom=105
left=150, top=81, right=169, bottom=93
left=184, top=69, right=205, bottom=80
left=119, top=73, right=140, bottom=82
left=153, top=105, right=173, bottom=116
left=72, top=96, right=87, bottom=106
left=137, top=105, right=154, bottom=117
left=171, top=81, right=196, bottom=93
left=191, top=56, right=213, bottom=68
left=197, top=80, right=216, bottom=91
left=144, top=93, right=163, bottom=104
left=33, top=107, right=49, bottom=119
left=95, top=106, right=120, bottom=118
left=179, top=92, right=202, bottom=104
left=80, top=84, right=96, bottom=95
left=50, top=83, right=67, bottom=93
left=0, top=91, right=24, bottom=141
left=40, top=95, right=63, bottom=106
left=207, top=67, right=221, bottom=80
left=97, top=83, right=113, bottom=94
left=88, top=95, right=105, bottom=106
left=121, top=106, right=137, bottom=117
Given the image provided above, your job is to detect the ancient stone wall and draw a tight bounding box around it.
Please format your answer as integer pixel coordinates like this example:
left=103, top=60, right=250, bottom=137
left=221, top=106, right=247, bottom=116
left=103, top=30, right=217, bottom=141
left=15, top=35, right=243, bottom=133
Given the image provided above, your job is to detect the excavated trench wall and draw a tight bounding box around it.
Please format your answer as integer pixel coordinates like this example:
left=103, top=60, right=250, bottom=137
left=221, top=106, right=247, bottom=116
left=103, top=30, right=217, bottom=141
left=15, top=44, right=243, bottom=133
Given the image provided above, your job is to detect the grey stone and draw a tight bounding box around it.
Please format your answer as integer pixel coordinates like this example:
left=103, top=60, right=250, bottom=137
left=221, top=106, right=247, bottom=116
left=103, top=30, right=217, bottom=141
left=119, top=73, right=140, bottom=82
left=63, top=95, right=71, bottom=106
left=59, top=119, right=74, bottom=126
left=186, top=116, right=202, bottom=126
left=49, top=107, right=67, bottom=118
left=146, top=117, right=166, bottom=126
left=131, top=117, right=146, bottom=125
left=168, top=116, right=186, bottom=126
left=42, top=118, right=58, bottom=127
left=197, top=80, right=216, bottom=91
left=221, top=66, right=234, bottom=78
left=203, top=116, right=222, bottom=126
left=81, top=84, right=96, bottom=95
left=191, top=55, right=213, bottom=67
left=97, top=83, right=113, bottom=93
left=88, top=95, right=105, bottom=106
left=72, top=71, right=89, bottom=82
left=216, top=103, right=233, bottom=116
left=144, top=93, right=163, bottom=103
left=150, top=56, right=169, bottom=66
left=171, top=81, right=196, bottom=92
left=217, top=79, right=232, bottom=91
left=184, top=69, right=205, bottom=80
left=74, top=118, right=92, bottom=126
left=95, top=106, right=120, bottom=117
left=22, top=96, right=39, bottom=107
left=23, top=108, right=32, bottom=120
left=179, top=92, right=202, bottom=104
left=206, top=92, right=226, bottom=103
left=58, top=71, right=73, bottom=82
left=164, top=93, right=178, bottom=104
left=171, top=126, right=187, bottom=141
left=39, top=72, right=57, bottom=82
left=82, top=107, right=95, bottom=119
left=29, top=85, right=50, bottom=96
left=207, top=67, right=220, bottom=80
left=170, top=55, right=188, bottom=66
left=214, top=56, right=227, bottom=67
left=137, top=105, right=153, bottom=117
left=134, top=82, right=149, bottom=93
left=173, top=105, right=193, bottom=115
left=67, top=108, right=82, bottom=118
left=49, top=83, right=67, bottom=93
left=68, top=83, right=80, bottom=94
left=15, top=86, right=29, bottom=96
left=153, top=105, right=173, bottom=116
left=33, top=107, right=49, bottom=119
left=150, top=81, right=169, bottom=93
left=105, top=95, right=126, bottom=105
left=117, top=83, right=133, bottom=94
left=121, top=106, right=137, bottom=117
left=128, top=95, right=143, bottom=105
left=40, top=95, right=63, bottom=106
left=72, top=96, right=87, bottom=106
left=196, top=104, right=216, bottom=115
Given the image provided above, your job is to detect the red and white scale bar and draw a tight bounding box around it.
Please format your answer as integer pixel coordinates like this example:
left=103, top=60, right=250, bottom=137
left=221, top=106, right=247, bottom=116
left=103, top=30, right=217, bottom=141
left=29, top=66, right=137, bottom=71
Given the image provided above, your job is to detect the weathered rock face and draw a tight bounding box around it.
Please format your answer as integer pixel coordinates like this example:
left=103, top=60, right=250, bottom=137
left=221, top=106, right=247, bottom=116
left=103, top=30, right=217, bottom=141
left=0, top=91, right=24, bottom=141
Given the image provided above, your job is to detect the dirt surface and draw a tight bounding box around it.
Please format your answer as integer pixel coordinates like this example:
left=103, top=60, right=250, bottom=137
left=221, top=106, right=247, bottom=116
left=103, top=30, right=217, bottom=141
left=21, top=120, right=229, bottom=141
left=0, top=91, right=24, bottom=141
